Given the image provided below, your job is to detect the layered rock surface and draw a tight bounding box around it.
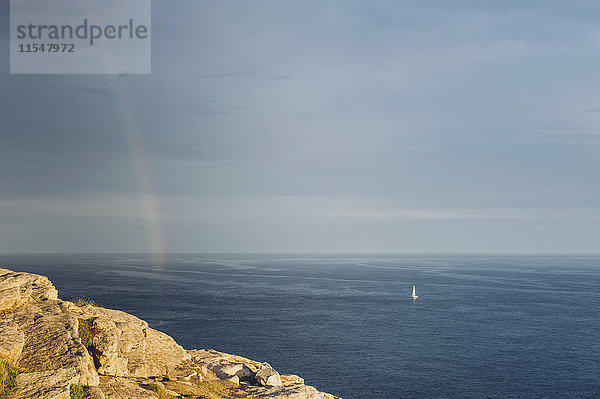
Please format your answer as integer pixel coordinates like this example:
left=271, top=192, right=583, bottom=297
left=0, top=268, right=339, bottom=399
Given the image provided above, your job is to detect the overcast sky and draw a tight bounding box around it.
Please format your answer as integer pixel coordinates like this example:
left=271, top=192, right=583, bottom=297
left=1, top=0, right=600, bottom=253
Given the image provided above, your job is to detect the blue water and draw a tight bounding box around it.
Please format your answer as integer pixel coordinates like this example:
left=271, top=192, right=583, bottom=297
left=3, top=254, right=599, bottom=398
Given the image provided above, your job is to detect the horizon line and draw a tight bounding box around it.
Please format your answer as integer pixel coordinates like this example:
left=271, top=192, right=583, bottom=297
left=1, top=251, right=599, bottom=256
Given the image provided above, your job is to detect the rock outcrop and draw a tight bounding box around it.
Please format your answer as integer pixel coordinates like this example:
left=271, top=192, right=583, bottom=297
left=67, top=303, right=190, bottom=378
left=0, top=268, right=339, bottom=399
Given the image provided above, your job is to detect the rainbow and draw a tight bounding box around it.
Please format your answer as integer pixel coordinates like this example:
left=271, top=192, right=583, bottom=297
left=108, top=77, right=166, bottom=267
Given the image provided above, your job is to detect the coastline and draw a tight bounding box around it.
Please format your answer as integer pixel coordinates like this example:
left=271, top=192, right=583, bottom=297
left=0, top=267, right=340, bottom=399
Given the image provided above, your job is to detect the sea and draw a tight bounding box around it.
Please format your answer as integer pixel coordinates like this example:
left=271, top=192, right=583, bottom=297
left=2, top=253, right=599, bottom=398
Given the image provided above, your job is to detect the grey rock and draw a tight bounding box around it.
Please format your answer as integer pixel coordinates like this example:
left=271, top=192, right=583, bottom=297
left=256, top=363, right=283, bottom=387
left=86, top=386, right=106, bottom=399
left=281, top=374, right=305, bottom=385
left=11, top=301, right=99, bottom=386
left=243, top=382, right=340, bottom=399
left=0, top=319, right=24, bottom=363
left=13, top=368, right=79, bottom=399
left=76, top=305, right=190, bottom=377
left=0, top=268, right=58, bottom=311
left=98, top=375, right=159, bottom=398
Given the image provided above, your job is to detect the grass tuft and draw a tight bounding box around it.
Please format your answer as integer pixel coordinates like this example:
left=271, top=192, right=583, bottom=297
left=69, top=383, right=85, bottom=399
left=78, top=318, right=95, bottom=349
left=77, top=318, right=102, bottom=370
left=0, top=360, right=18, bottom=398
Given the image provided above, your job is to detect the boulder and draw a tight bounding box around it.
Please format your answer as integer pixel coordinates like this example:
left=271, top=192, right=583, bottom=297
left=70, top=304, right=190, bottom=378
left=255, top=363, right=283, bottom=387
left=242, top=382, right=339, bottom=399
left=12, top=302, right=98, bottom=383
left=212, top=361, right=255, bottom=382
left=281, top=374, right=305, bottom=385
left=0, top=268, right=57, bottom=311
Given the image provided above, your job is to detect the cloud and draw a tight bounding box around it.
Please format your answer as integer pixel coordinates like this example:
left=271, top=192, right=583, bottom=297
left=2, top=0, right=600, bottom=252
left=197, top=72, right=293, bottom=81
left=379, top=144, right=440, bottom=153
left=514, top=129, right=600, bottom=146
left=324, top=207, right=600, bottom=221
left=580, top=108, right=600, bottom=113
left=267, top=73, right=293, bottom=80
left=5, top=194, right=144, bottom=218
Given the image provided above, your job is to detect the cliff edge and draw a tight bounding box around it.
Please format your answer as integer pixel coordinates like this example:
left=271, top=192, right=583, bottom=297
left=0, top=268, right=339, bottom=399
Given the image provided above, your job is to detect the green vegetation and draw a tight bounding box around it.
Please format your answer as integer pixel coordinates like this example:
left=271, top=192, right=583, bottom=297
left=77, top=318, right=102, bottom=370
left=78, top=318, right=95, bottom=349
left=72, top=297, right=100, bottom=307
left=147, top=383, right=175, bottom=399
left=0, top=360, right=18, bottom=398
left=69, top=383, right=85, bottom=399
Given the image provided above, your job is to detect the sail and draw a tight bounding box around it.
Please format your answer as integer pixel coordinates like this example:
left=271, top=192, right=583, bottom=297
left=412, top=285, right=416, bottom=296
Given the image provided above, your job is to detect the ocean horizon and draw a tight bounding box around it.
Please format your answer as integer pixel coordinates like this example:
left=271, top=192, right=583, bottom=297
left=2, top=253, right=599, bottom=398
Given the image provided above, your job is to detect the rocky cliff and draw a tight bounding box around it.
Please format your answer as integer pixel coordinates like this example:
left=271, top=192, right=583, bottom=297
left=0, top=268, right=339, bottom=399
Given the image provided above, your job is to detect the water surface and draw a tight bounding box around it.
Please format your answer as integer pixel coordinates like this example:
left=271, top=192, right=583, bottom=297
left=4, top=253, right=599, bottom=398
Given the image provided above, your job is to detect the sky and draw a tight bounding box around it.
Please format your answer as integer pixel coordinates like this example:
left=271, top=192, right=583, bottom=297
left=1, top=0, right=600, bottom=253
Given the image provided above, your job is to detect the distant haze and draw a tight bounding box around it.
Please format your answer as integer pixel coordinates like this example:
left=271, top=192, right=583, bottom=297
left=1, top=1, right=599, bottom=253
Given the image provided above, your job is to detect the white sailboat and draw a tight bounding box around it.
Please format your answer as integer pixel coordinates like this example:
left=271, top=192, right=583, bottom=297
left=409, top=285, right=418, bottom=299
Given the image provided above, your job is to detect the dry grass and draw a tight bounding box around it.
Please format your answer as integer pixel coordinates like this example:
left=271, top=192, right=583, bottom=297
left=162, top=379, right=243, bottom=399
left=147, top=382, right=176, bottom=399
left=195, top=380, right=239, bottom=398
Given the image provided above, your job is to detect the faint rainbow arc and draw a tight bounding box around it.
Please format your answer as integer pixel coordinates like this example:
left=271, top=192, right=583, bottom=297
left=108, top=77, right=166, bottom=267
